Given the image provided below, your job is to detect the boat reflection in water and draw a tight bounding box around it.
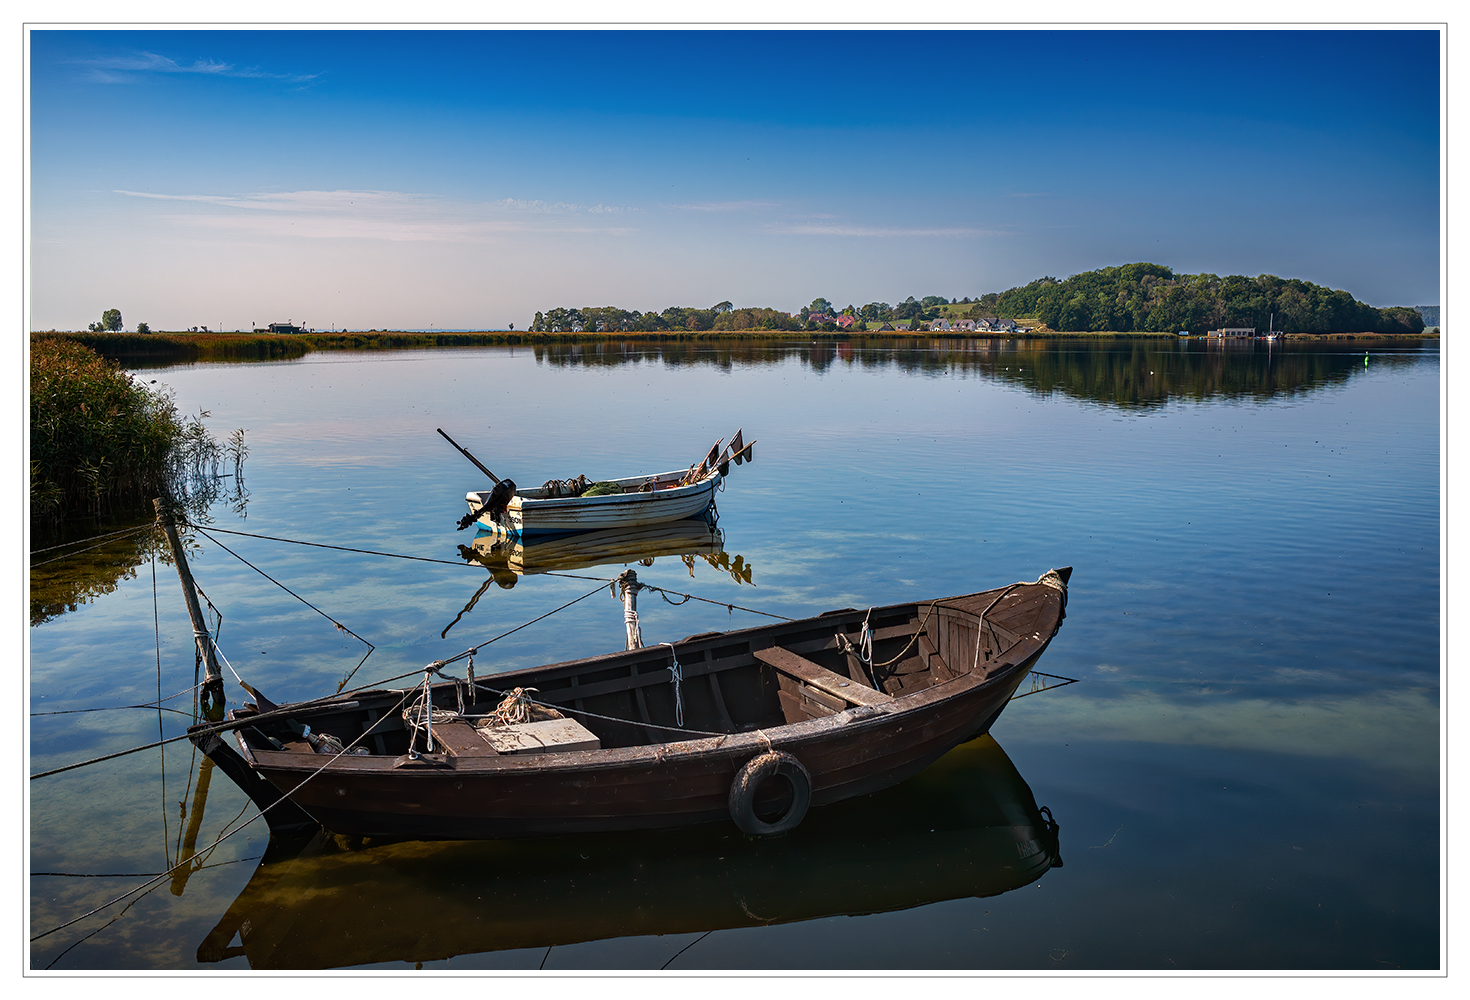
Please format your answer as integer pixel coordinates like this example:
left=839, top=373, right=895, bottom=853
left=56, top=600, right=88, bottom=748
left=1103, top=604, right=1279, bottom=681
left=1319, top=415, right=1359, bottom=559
left=197, top=734, right=1060, bottom=970
left=456, top=518, right=750, bottom=591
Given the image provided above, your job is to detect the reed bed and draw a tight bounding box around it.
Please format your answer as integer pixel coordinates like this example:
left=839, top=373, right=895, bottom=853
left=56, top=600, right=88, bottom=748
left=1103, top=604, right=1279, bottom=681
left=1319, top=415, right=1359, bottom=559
left=30, top=337, right=246, bottom=529
left=41, top=331, right=311, bottom=364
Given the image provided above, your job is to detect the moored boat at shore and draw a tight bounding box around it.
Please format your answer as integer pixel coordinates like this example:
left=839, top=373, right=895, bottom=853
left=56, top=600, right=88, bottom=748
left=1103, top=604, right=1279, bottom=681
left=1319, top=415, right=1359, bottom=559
left=186, top=567, right=1072, bottom=841
left=465, top=467, right=721, bottom=536
left=447, top=427, right=754, bottom=537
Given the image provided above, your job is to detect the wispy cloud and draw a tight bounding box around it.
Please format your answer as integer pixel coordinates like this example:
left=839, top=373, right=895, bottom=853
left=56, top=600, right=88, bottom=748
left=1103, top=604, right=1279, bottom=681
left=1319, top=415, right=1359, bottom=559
left=489, top=197, right=581, bottom=213
left=113, top=188, right=639, bottom=241
left=765, top=221, right=1009, bottom=238
left=70, top=51, right=321, bottom=84
left=669, top=200, right=780, bottom=212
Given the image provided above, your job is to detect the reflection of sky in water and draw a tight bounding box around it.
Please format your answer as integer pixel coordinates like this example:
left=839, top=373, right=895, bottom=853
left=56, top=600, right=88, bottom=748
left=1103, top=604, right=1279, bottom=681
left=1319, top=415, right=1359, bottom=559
left=34, top=340, right=1440, bottom=764
left=29, top=340, right=1440, bottom=969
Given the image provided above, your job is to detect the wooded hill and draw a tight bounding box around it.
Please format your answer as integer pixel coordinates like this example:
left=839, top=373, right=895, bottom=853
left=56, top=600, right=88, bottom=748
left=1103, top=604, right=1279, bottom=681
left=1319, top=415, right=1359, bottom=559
left=528, top=265, right=1424, bottom=335
left=976, top=263, right=1425, bottom=335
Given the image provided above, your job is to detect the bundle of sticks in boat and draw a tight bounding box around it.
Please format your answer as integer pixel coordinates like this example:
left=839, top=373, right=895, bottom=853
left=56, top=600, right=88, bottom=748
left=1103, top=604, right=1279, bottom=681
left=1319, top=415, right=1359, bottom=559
left=678, top=429, right=756, bottom=486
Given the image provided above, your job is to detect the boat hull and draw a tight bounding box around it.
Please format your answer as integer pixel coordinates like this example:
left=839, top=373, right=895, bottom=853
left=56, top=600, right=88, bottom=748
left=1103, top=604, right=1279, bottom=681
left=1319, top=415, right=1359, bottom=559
left=251, top=660, right=1037, bottom=840
left=468, top=469, right=719, bottom=536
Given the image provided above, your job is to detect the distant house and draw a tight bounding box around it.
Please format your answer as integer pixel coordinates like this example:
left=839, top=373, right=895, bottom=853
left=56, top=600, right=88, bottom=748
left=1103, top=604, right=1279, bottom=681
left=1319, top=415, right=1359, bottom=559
left=877, top=321, right=895, bottom=332
left=835, top=314, right=857, bottom=329
left=954, top=318, right=977, bottom=332
left=1207, top=327, right=1256, bottom=338
left=930, top=318, right=952, bottom=331
left=255, top=321, right=305, bottom=334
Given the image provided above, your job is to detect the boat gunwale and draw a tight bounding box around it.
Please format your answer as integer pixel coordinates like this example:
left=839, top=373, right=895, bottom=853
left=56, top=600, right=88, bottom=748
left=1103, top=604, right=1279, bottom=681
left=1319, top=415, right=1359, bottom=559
left=467, top=469, right=720, bottom=512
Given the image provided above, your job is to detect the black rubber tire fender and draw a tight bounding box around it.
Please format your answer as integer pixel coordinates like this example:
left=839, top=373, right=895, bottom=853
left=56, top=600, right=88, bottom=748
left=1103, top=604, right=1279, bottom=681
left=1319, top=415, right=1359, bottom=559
left=728, top=751, right=812, bottom=836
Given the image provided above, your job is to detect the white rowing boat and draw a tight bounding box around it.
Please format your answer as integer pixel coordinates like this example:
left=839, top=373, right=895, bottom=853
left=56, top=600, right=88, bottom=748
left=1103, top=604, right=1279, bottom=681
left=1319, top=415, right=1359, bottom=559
left=454, top=429, right=754, bottom=538
left=466, top=468, right=721, bottom=537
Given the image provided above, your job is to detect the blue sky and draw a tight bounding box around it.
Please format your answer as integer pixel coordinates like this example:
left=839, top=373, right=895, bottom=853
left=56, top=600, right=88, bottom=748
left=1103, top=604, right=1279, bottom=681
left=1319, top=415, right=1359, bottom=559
left=27, top=28, right=1442, bottom=331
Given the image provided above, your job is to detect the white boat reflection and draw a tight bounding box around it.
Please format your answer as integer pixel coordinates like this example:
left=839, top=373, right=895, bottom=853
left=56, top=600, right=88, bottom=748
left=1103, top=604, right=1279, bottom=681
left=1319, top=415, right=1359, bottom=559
left=457, top=518, right=749, bottom=588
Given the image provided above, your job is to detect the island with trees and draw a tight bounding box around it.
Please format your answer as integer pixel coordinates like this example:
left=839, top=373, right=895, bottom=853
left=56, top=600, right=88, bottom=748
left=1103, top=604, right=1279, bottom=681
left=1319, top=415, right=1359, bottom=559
left=526, top=264, right=1427, bottom=337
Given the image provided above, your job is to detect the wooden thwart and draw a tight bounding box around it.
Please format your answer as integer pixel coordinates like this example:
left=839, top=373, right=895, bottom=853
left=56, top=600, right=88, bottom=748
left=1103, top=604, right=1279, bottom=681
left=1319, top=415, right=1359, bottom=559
left=754, top=645, right=894, bottom=707
left=430, top=720, right=500, bottom=757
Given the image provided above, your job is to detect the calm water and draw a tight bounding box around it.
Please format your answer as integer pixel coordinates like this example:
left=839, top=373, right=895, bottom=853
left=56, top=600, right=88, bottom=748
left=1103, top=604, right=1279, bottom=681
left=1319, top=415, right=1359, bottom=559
left=28, top=338, right=1441, bottom=971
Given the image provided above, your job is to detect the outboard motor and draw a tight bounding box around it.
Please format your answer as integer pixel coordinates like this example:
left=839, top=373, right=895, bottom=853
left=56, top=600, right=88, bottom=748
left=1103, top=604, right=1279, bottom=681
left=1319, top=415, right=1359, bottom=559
left=458, top=478, right=517, bottom=530
left=486, top=478, right=516, bottom=519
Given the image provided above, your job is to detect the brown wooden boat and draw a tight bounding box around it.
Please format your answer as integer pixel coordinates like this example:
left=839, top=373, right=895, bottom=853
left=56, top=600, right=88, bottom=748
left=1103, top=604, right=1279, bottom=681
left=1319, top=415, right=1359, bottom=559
left=188, top=567, right=1071, bottom=841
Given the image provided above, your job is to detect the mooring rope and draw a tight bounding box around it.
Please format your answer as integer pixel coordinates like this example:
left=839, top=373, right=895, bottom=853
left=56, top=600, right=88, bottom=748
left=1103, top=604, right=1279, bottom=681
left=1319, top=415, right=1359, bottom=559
left=30, top=690, right=408, bottom=944
left=28, top=522, right=157, bottom=557
left=190, top=523, right=481, bottom=567
left=30, top=681, right=202, bottom=718
left=198, top=522, right=792, bottom=626
left=32, top=518, right=803, bottom=779
left=28, top=523, right=158, bottom=567
left=429, top=581, right=611, bottom=671
left=643, top=583, right=793, bottom=621
left=193, top=527, right=376, bottom=653
left=28, top=675, right=423, bottom=781
left=29, top=575, right=613, bottom=780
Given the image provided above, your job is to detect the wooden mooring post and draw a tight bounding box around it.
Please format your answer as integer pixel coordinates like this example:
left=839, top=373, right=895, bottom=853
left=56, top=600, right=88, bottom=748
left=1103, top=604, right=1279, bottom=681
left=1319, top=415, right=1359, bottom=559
left=154, top=498, right=227, bottom=721
left=614, top=569, right=644, bottom=650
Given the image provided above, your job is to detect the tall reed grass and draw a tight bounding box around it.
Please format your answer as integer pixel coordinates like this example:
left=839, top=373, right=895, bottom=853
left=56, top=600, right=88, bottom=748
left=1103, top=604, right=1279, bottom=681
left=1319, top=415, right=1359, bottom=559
left=30, top=337, right=247, bottom=528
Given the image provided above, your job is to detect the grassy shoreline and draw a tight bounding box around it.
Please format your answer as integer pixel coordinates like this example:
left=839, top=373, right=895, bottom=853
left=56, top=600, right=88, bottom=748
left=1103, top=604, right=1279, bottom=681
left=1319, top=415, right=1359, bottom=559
left=33, top=327, right=1439, bottom=365
left=29, top=336, right=246, bottom=530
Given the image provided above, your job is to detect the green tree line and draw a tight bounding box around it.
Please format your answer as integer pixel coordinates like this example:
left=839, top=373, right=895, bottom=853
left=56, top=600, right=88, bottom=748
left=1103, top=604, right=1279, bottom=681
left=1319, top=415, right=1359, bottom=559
left=527, top=294, right=976, bottom=333
left=979, top=263, right=1424, bottom=335
left=530, top=302, right=807, bottom=333
left=528, top=266, right=1423, bottom=336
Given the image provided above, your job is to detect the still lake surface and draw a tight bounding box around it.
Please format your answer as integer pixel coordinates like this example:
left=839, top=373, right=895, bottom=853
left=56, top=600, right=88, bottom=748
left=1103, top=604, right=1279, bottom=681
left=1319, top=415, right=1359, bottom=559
left=28, top=337, right=1441, bottom=971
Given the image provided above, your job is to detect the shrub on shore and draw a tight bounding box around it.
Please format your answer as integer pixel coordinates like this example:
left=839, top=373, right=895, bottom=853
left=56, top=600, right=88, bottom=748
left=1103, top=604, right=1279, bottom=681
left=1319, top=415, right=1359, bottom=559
left=30, top=337, right=244, bottom=527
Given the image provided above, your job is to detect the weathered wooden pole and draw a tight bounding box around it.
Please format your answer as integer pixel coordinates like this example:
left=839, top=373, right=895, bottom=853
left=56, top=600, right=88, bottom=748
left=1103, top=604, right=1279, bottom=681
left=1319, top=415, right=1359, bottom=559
left=614, top=569, right=643, bottom=650
left=154, top=498, right=226, bottom=720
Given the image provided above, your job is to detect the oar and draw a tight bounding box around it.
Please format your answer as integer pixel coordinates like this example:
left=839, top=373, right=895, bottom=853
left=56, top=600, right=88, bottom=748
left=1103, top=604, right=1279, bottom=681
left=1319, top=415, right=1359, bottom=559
left=437, top=428, right=502, bottom=485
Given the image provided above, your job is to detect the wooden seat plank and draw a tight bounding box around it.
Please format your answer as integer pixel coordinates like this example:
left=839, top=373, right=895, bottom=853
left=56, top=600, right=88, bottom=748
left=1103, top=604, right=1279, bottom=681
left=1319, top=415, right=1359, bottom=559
left=429, top=720, right=500, bottom=757
left=754, top=645, right=893, bottom=707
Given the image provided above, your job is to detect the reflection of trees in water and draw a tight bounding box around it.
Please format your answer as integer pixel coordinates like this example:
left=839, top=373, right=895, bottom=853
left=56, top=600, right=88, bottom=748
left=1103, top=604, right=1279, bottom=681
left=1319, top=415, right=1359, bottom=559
left=30, top=521, right=162, bottom=625
left=532, top=337, right=1431, bottom=407
left=30, top=474, right=249, bottom=627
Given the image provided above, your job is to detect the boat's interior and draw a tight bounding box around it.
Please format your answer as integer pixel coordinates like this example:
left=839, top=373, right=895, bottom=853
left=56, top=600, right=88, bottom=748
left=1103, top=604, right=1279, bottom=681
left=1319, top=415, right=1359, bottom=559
left=469, top=470, right=707, bottom=507
left=232, top=589, right=1043, bottom=762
